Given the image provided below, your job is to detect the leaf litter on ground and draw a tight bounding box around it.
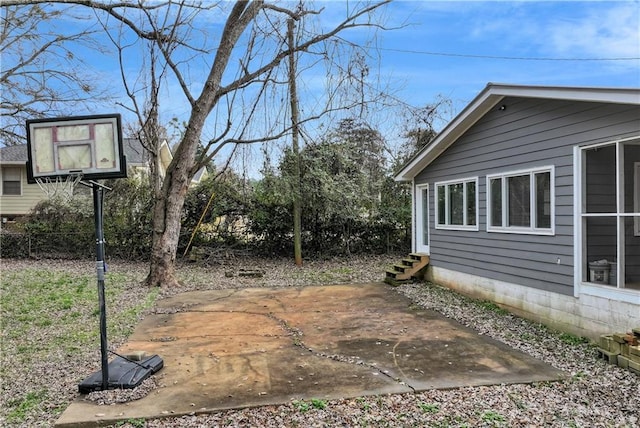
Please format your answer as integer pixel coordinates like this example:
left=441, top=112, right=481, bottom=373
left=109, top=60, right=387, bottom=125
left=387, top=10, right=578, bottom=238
left=1, top=256, right=638, bottom=427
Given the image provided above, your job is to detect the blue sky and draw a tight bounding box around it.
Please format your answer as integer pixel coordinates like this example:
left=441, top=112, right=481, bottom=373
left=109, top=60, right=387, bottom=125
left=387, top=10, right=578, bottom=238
left=4, top=1, right=639, bottom=164
left=37, top=1, right=640, bottom=128
left=374, top=1, right=639, bottom=116
left=155, top=0, right=640, bottom=146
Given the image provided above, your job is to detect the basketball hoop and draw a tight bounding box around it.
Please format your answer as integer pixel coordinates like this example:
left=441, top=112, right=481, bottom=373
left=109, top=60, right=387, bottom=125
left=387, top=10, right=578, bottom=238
left=26, top=114, right=127, bottom=184
left=24, top=114, right=161, bottom=392
left=34, top=173, right=83, bottom=201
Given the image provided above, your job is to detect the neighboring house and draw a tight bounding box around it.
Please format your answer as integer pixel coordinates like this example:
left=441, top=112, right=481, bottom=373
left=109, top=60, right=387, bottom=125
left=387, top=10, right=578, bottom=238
left=0, top=138, right=208, bottom=219
left=127, top=139, right=210, bottom=183
left=0, top=144, right=43, bottom=219
left=395, top=83, right=640, bottom=338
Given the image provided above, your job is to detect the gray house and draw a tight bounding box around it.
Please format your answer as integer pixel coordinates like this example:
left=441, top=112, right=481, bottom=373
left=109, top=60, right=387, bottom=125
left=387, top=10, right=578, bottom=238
left=395, top=83, right=640, bottom=338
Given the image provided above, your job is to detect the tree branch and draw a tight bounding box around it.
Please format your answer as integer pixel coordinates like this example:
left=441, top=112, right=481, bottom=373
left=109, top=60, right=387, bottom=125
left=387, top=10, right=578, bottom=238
left=216, top=1, right=391, bottom=100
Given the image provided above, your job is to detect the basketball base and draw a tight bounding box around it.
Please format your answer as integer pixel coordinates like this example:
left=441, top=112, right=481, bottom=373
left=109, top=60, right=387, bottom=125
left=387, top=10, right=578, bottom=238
left=78, top=355, right=164, bottom=394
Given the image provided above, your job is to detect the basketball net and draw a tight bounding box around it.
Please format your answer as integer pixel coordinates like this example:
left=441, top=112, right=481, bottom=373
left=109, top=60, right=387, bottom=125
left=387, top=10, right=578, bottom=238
left=34, top=174, right=83, bottom=201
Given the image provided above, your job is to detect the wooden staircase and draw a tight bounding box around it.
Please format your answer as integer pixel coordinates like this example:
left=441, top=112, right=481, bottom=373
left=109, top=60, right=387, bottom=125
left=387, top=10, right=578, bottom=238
left=384, top=253, right=430, bottom=286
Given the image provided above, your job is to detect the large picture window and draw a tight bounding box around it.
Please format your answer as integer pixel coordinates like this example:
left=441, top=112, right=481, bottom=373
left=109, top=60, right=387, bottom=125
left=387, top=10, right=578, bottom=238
left=487, top=166, right=554, bottom=234
left=435, top=177, right=478, bottom=230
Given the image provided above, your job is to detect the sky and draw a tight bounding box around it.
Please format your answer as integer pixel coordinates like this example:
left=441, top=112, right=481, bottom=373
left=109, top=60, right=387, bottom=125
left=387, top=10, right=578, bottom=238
left=3, top=0, right=640, bottom=171
left=373, top=1, right=639, bottom=118
left=126, top=0, right=640, bottom=143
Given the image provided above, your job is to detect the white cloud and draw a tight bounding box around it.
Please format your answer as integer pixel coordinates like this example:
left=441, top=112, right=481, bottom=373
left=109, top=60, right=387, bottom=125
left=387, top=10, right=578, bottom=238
left=546, top=3, right=640, bottom=59
left=407, top=1, right=639, bottom=61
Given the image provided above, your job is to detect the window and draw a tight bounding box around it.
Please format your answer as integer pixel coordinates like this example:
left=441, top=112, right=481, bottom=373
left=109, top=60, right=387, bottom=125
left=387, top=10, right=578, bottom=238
left=578, top=140, right=639, bottom=292
left=634, top=162, right=640, bottom=236
left=2, top=167, right=21, bottom=196
left=487, top=166, right=554, bottom=234
left=435, top=177, right=478, bottom=230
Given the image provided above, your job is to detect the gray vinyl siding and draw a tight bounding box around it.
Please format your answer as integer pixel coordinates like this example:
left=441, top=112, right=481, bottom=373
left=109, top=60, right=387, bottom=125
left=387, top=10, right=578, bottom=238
left=415, top=97, right=640, bottom=296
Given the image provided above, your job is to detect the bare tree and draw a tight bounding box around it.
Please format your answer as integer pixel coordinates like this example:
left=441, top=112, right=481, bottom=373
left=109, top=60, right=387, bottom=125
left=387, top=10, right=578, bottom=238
left=0, top=3, right=111, bottom=145
left=3, top=0, right=391, bottom=287
left=395, top=95, right=454, bottom=166
left=115, top=38, right=168, bottom=197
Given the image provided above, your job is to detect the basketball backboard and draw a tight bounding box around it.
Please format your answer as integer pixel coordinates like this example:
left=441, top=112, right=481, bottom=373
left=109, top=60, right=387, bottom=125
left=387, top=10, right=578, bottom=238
left=26, top=114, right=126, bottom=183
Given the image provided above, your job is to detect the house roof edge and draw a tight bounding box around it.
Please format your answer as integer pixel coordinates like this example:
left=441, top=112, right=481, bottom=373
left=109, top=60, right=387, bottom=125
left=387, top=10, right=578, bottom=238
left=394, top=83, right=640, bottom=182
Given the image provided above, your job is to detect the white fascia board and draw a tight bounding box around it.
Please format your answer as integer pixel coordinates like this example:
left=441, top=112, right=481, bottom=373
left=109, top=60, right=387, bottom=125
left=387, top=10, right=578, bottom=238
left=488, top=83, right=640, bottom=105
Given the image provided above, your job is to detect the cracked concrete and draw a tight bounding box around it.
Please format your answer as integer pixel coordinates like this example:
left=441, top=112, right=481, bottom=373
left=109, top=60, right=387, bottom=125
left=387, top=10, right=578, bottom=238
left=56, top=283, right=564, bottom=427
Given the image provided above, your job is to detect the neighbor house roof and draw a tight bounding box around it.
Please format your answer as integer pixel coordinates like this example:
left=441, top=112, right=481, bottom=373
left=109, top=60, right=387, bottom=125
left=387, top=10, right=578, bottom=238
left=0, top=145, right=27, bottom=164
left=122, top=138, right=150, bottom=165
left=0, top=138, right=148, bottom=166
left=394, top=83, right=640, bottom=181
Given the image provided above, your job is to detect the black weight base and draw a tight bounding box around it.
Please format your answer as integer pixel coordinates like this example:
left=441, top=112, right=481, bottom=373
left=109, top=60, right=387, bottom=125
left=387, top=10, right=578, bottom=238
left=78, top=355, right=164, bottom=394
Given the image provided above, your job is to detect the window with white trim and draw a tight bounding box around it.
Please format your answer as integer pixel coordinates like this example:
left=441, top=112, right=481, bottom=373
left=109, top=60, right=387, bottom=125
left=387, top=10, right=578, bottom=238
left=435, top=177, right=478, bottom=230
left=634, top=162, right=640, bottom=236
left=487, top=166, right=554, bottom=234
left=1, top=167, right=21, bottom=196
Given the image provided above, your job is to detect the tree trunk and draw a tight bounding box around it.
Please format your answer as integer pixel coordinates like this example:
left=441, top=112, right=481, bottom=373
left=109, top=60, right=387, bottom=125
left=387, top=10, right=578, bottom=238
left=144, top=188, right=184, bottom=288
left=288, top=19, right=303, bottom=267
left=144, top=124, right=203, bottom=287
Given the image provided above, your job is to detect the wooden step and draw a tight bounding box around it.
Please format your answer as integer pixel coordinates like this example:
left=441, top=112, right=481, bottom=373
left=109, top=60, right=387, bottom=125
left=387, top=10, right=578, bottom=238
left=385, top=269, right=399, bottom=279
left=384, top=253, right=430, bottom=284
left=409, top=253, right=429, bottom=262
left=385, top=268, right=409, bottom=279
left=384, top=275, right=412, bottom=286
left=393, top=263, right=410, bottom=273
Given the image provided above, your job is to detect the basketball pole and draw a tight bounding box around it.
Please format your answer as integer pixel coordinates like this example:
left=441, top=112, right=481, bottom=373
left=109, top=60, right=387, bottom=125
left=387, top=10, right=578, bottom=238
left=92, top=181, right=109, bottom=390
left=78, top=179, right=164, bottom=393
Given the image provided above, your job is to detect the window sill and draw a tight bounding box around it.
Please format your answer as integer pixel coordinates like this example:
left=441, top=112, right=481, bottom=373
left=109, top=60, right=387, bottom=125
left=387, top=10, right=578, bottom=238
left=487, top=227, right=554, bottom=236
left=435, top=225, right=479, bottom=232
left=579, top=282, right=640, bottom=303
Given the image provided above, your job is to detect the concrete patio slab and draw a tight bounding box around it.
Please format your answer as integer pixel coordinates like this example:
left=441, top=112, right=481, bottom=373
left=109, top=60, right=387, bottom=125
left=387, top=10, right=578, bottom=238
left=56, top=283, right=564, bottom=427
